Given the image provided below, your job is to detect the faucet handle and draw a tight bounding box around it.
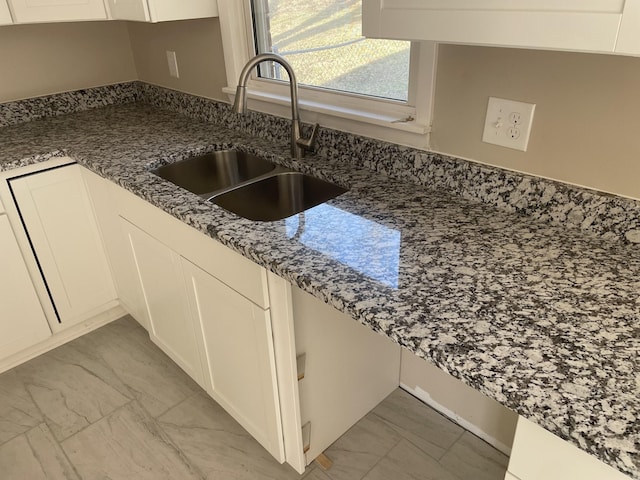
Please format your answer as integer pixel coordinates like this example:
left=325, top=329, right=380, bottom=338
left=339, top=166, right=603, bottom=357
left=296, top=123, right=320, bottom=152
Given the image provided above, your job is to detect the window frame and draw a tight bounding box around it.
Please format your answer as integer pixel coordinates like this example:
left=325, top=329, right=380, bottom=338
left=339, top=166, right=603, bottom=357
left=217, top=0, right=438, bottom=148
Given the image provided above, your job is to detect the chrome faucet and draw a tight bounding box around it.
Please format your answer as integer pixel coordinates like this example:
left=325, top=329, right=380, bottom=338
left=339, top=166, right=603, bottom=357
left=233, top=53, right=319, bottom=160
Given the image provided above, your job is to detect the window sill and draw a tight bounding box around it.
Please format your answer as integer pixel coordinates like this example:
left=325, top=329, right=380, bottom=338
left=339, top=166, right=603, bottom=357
left=222, top=86, right=431, bottom=136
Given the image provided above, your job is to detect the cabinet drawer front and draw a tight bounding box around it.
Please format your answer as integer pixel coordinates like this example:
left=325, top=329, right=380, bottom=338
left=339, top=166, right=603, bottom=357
left=113, top=184, right=269, bottom=308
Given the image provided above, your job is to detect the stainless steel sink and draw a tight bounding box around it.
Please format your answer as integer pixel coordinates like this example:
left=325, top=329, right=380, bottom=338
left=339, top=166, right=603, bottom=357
left=152, top=150, right=276, bottom=198
left=211, top=171, right=347, bottom=221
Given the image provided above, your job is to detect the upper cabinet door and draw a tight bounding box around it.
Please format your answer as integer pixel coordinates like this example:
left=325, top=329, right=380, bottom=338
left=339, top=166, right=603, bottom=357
left=616, top=0, right=640, bottom=55
left=0, top=0, right=13, bottom=24
left=107, top=0, right=218, bottom=22
left=8, top=0, right=107, bottom=23
left=363, top=0, right=625, bottom=53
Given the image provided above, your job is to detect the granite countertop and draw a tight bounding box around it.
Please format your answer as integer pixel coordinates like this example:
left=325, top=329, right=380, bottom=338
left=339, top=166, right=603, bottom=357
left=1, top=102, right=638, bottom=478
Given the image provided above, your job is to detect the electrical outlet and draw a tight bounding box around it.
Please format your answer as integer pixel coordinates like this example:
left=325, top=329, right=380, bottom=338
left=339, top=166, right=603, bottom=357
left=482, top=97, right=535, bottom=152
left=166, top=50, right=179, bottom=78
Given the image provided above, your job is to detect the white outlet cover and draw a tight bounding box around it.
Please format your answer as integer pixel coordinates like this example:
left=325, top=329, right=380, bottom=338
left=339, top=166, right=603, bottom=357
left=482, top=97, right=535, bottom=152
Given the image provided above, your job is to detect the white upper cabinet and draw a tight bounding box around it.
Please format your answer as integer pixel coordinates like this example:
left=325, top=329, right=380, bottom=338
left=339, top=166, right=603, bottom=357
left=106, top=0, right=218, bottom=22
left=363, top=0, right=640, bottom=55
left=0, top=0, right=13, bottom=24
left=8, top=0, right=107, bottom=23
left=616, top=0, right=640, bottom=55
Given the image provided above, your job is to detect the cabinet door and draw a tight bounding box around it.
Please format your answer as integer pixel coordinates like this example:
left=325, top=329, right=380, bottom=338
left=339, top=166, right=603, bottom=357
left=8, top=0, right=107, bottom=23
left=363, top=0, right=623, bottom=53
left=0, top=0, right=12, bottom=24
left=616, top=0, right=640, bottom=55
left=0, top=215, right=51, bottom=360
left=107, top=0, right=217, bottom=22
left=182, top=258, right=284, bottom=462
left=9, top=165, right=117, bottom=329
left=121, top=218, right=206, bottom=387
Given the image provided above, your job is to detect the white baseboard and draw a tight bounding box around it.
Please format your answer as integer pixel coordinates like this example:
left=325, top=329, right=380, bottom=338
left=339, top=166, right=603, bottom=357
left=400, top=382, right=512, bottom=456
left=0, top=305, right=126, bottom=374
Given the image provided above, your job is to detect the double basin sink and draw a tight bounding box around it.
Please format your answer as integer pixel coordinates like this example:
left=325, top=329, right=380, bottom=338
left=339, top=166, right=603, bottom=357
left=152, top=149, right=347, bottom=221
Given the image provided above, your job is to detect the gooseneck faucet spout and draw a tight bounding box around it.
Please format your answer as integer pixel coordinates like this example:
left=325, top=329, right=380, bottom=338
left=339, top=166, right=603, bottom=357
left=233, top=53, right=319, bottom=160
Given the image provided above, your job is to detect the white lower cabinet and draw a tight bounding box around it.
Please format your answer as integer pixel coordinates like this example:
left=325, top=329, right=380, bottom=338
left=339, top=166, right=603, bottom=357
left=290, top=284, right=401, bottom=466
left=507, top=416, right=632, bottom=480
left=182, top=259, right=283, bottom=460
left=8, top=163, right=118, bottom=331
left=90, top=166, right=402, bottom=474
left=0, top=214, right=51, bottom=359
left=120, top=218, right=207, bottom=388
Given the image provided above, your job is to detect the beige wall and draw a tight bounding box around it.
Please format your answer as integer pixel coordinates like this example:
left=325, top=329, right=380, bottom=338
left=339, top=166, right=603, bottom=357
left=400, top=349, right=518, bottom=452
left=0, top=21, right=136, bottom=102
left=432, top=44, right=640, bottom=200
left=127, top=18, right=227, bottom=101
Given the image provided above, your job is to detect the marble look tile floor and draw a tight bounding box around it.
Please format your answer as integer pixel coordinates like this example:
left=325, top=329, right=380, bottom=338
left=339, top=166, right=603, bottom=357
left=0, top=316, right=508, bottom=480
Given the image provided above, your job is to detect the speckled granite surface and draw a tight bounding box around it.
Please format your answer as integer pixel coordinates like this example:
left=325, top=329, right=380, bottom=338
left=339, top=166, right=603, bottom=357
left=1, top=94, right=639, bottom=478
left=137, top=82, right=640, bottom=245
left=4, top=82, right=640, bottom=244
left=0, top=83, right=139, bottom=128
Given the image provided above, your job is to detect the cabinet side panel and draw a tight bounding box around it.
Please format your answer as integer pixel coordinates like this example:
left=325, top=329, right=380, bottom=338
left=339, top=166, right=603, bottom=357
left=106, top=0, right=150, bottom=21
left=81, top=168, right=147, bottom=327
left=292, top=286, right=401, bottom=463
left=267, top=272, right=305, bottom=473
left=509, top=416, right=632, bottom=480
left=616, top=0, right=640, bottom=55
left=0, top=214, right=51, bottom=358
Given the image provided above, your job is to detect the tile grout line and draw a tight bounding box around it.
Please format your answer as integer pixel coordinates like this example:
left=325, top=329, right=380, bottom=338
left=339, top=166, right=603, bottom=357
left=369, top=410, right=458, bottom=462
left=57, top=398, right=136, bottom=446
left=440, top=426, right=466, bottom=458
left=26, top=422, right=85, bottom=480
left=355, top=435, right=404, bottom=480
left=138, top=393, right=209, bottom=480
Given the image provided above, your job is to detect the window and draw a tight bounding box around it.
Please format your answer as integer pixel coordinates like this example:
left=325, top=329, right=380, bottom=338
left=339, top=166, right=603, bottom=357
left=251, top=0, right=411, bottom=102
left=217, top=0, right=437, bottom=146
